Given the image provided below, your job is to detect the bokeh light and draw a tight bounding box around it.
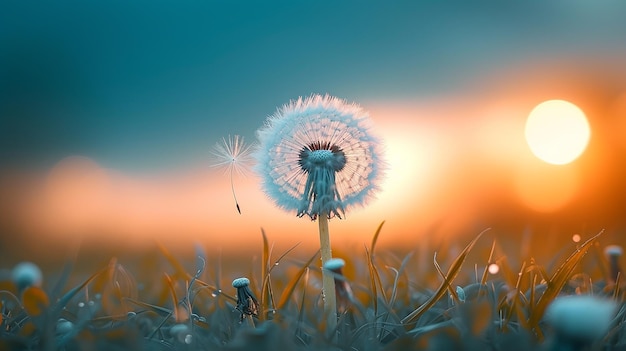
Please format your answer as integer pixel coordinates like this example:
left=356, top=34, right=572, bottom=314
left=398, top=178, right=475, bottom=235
left=488, top=263, right=500, bottom=275
left=525, top=100, right=591, bottom=165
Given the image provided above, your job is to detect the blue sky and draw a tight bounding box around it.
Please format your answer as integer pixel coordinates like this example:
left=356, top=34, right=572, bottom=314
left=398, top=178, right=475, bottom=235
left=1, top=0, right=625, bottom=171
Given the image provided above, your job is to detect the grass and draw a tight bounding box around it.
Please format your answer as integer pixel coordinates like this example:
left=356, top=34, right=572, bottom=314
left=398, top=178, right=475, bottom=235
left=1, top=226, right=623, bottom=351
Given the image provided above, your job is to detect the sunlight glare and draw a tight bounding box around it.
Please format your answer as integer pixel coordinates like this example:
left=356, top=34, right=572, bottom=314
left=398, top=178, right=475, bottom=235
left=525, top=100, right=590, bottom=165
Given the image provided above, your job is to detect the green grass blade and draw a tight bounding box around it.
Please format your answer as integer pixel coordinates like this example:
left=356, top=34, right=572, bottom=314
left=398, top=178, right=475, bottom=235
left=481, top=239, right=497, bottom=285
left=527, top=230, right=603, bottom=335
left=261, top=228, right=271, bottom=319
left=401, top=229, right=487, bottom=326
left=370, top=221, right=386, bottom=257
left=157, top=241, right=191, bottom=281
left=276, top=251, right=319, bottom=311
left=51, top=268, right=105, bottom=316
left=365, top=246, right=379, bottom=314
left=433, top=252, right=459, bottom=305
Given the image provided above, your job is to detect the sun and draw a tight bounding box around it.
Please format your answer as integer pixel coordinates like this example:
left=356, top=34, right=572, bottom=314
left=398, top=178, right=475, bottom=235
left=524, top=99, right=591, bottom=165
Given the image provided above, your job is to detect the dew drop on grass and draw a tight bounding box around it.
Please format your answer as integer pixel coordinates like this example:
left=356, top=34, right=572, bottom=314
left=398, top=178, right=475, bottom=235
left=184, top=334, right=193, bottom=344
left=78, top=302, right=85, bottom=308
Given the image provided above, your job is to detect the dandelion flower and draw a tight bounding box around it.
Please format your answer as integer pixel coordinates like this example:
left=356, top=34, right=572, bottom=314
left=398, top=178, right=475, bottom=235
left=254, top=94, right=384, bottom=335
left=210, top=135, right=255, bottom=214
left=254, top=94, right=384, bottom=220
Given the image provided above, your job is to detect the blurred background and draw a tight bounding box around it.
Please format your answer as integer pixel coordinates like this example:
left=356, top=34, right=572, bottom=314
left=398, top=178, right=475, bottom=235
left=1, top=1, right=626, bottom=271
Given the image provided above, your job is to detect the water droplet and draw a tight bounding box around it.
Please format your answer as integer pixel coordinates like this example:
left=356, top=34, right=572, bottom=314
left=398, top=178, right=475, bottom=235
left=88, top=300, right=95, bottom=306
left=78, top=302, right=85, bottom=308
left=211, top=293, right=217, bottom=297
left=274, top=262, right=279, bottom=266
left=184, top=334, right=193, bottom=344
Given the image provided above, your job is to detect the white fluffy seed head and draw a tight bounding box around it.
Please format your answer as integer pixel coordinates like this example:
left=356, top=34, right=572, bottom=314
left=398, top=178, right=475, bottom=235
left=11, top=261, right=43, bottom=289
left=232, top=277, right=250, bottom=288
left=324, top=258, right=346, bottom=271
left=545, top=295, right=617, bottom=341
left=605, top=245, right=623, bottom=257
left=254, top=94, right=385, bottom=219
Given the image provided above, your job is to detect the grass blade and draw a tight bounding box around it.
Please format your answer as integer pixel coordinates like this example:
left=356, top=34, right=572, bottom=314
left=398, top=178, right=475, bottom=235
left=276, top=251, right=319, bottom=311
left=481, top=240, right=497, bottom=285
left=157, top=241, right=191, bottom=281
left=527, top=230, right=603, bottom=336
left=365, top=246, right=379, bottom=314
left=261, top=228, right=271, bottom=319
left=370, top=221, right=386, bottom=257
left=401, top=229, right=487, bottom=326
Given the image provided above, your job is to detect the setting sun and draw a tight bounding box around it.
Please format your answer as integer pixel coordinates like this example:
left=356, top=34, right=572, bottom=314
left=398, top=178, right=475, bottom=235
left=525, top=100, right=591, bottom=165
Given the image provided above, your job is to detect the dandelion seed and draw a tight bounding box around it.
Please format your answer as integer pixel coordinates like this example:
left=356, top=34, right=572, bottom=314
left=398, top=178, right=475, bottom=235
left=254, top=94, right=385, bottom=335
left=210, top=135, right=255, bottom=214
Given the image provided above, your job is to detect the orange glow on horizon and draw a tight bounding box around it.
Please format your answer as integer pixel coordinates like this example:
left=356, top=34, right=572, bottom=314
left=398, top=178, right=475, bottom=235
left=1, top=90, right=621, bottom=257
left=514, top=161, right=580, bottom=213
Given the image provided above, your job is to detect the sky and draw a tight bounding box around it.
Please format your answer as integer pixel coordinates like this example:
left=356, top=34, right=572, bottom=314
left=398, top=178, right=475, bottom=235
left=1, top=1, right=626, bottom=262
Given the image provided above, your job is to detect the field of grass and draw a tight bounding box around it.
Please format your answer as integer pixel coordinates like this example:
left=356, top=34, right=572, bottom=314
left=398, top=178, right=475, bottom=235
left=1, top=226, right=624, bottom=351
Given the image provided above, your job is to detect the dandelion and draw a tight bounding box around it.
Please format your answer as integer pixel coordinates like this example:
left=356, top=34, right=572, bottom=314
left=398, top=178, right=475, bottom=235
left=11, top=261, right=43, bottom=291
left=232, top=277, right=259, bottom=327
left=604, top=245, right=623, bottom=284
left=545, top=295, right=617, bottom=351
left=254, top=94, right=384, bottom=334
left=323, top=258, right=354, bottom=313
left=210, top=135, right=255, bottom=214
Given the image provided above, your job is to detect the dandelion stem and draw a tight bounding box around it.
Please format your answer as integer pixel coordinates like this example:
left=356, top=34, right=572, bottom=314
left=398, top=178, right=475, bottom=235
left=318, top=213, right=338, bottom=338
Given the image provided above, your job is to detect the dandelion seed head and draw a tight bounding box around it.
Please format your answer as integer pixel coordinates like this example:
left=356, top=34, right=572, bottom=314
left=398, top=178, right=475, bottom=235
left=254, top=94, right=385, bottom=219
left=324, top=258, right=346, bottom=271
left=545, top=295, right=616, bottom=341
left=11, top=261, right=43, bottom=289
left=232, top=277, right=250, bottom=288
left=605, top=244, right=623, bottom=257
